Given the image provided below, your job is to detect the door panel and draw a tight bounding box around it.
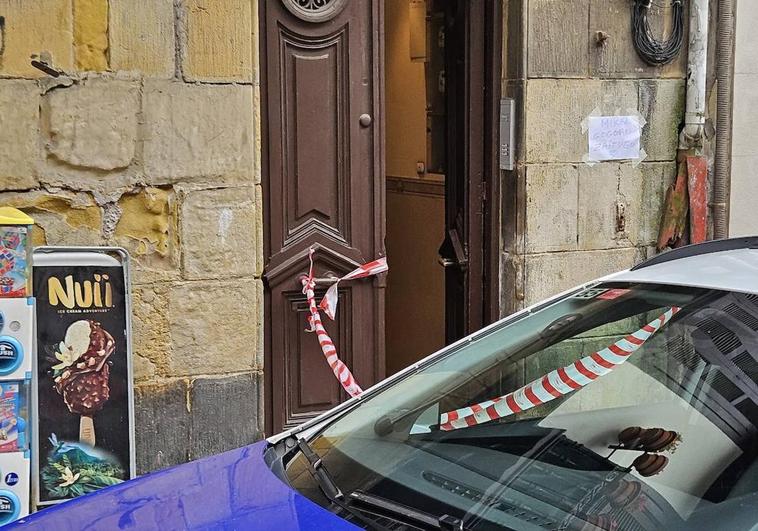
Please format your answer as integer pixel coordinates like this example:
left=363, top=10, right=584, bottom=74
left=261, top=0, right=385, bottom=434
left=284, top=30, right=347, bottom=243
left=284, top=289, right=351, bottom=425
left=440, top=1, right=486, bottom=344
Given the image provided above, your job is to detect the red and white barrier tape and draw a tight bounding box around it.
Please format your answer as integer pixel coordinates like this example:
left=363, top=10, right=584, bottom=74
left=439, top=306, right=681, bottom=431
left=301, top=249, right=388, bottom=398
left=319, top=257, right=388, bottom=320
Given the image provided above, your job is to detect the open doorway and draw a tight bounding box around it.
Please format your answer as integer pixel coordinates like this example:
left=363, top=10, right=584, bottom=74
left=384, top=0, right=452, bottom=376
left=384, top=0, right=502, bottom=377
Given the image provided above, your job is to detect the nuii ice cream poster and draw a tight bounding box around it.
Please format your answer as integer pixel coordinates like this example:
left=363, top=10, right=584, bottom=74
left=34, top=263, right=133, bottom=504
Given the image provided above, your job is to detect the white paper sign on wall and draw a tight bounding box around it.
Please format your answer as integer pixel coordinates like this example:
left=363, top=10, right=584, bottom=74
left=587, top=115, right=641, bottom=162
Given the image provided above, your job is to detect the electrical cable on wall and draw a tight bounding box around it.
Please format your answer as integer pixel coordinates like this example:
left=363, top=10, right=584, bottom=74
left=631, top=0, right=685, bottom=66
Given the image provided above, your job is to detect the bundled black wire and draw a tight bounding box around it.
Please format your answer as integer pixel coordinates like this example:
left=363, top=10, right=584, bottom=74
left=631, top=0, right=685, bottom=66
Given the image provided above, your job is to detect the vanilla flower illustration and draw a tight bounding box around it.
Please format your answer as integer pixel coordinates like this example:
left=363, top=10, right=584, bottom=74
left=58, top=467, right=80, bottom=488
left=51, top=345, right=77, bottom=371
left=51, top=321, right=92, bottom=372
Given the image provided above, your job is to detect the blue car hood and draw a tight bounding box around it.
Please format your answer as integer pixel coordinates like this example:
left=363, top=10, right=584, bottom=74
left=11, top=441, right=358, bottom=530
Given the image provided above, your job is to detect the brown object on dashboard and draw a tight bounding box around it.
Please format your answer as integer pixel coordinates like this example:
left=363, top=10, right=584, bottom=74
left=641, top=429, right=678, bottom=451
left=617, top=426, right=678, bottom=452
left=618, top=426, right=643, bottom=447
left=633, top=453, right=669, bottom=477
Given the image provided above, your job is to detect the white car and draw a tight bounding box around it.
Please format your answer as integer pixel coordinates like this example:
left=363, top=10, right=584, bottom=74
left=268, top=237, right=758, bottom=530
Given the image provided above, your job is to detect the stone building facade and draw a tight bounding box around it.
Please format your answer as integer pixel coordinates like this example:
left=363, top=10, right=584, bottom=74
left=501, top=0, right=687, bottom=312
left=0, top=0, right=716, bottom=472
left=0, top=0, right=263, bottom=472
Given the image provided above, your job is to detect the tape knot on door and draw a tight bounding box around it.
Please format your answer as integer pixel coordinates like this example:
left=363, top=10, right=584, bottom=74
left=300, top=247, right=388, bottom=398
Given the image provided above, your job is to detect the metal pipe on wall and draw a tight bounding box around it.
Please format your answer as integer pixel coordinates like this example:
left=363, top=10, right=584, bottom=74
left=713, top=0, right=735, bottom=239
left=682, top=0, right=710, bottom=146
left=675, top=0, right=710, bottom=246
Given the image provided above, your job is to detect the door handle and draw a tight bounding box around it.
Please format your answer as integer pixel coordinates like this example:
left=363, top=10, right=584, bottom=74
left=437, top=229, right=468, bottom=270
left=438, top=257, right=457, bottom=267
left=359, top=113, right=372, bottom=127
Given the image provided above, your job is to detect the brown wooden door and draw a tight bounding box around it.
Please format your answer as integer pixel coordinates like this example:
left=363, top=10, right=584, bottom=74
left=438, top=1, right=490, bottom=343
left=260, top=0, right=385, bottom=434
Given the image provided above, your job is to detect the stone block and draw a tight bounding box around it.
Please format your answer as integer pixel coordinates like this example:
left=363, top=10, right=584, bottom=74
left=0, top=0, right=74, bottom=77
left=252, top=87, right=262, bottom=185
left=182, top=0, right=253, bottom=83
left=143, top=81, right=254, bottom=183
left=187, top=373, right=262, bottom=460
left=525, top=79, right=637, bottom=163
left=109, top=0, right=175, bottom=77
left=131, top=283, right=170, bottom=380
left=73, top=0, right=108, bottom=71
left=0, top=189, right=102, bottom=246
left=576, top=163, right=656, bottom=250
left=527, top=0, right=589, bottom=78
left=639, top=79, right=684, bottom=162
left=503, top=0, right=526, bottom=80
left=44, top=78, right=139, bottom=170
left=524, top=247, right=640, bottom=305
left=251, top=1, right=260, bottom=85
left=576, top=162, right=673, bottom=249
left=0, top=80, right=39, bottom=190
left=525, top=164, right=578, bottom=253
left=115, top=187, right=179, bottom=277
left=167, top=279, right=260, bottom=376
left=134, top=381, right=191, bottom=474
left=619, top=162, right=676, bottom=246
left=253, top=276, right=263, bottom=370
left=589, top=0, right=687, bottom=78
left=181, top=187, right=257, bottom=280
left=577, top=163, right=624, bottom=250
left=501, top=249, right=526, bottom=316
left=253, top=185, right=263, bottom=276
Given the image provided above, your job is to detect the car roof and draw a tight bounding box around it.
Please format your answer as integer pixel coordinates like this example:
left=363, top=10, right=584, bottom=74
left=609, top=237, right=758, bottom=294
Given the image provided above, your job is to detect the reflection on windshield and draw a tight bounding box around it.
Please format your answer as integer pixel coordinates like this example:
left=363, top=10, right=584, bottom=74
left=440, top=307, right=680, bottom=431
left=286, top=284, right=758, bottom=531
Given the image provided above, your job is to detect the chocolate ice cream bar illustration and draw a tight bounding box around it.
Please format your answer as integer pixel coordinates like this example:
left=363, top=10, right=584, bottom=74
left=52, top=320, right=115, bottom=447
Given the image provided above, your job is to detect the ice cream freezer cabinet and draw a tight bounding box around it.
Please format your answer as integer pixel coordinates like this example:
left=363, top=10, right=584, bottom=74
left=0, top=207, right=36, bottom=525
left=0, top=299, right=33, bottom=524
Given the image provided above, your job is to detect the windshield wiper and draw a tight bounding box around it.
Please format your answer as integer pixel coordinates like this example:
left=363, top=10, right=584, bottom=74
left=295, top=438, right=388, bottom=530
left=349, top=490, right=470, bottom=531
left=296, top=438, right=343, bottom=500
left=296, top=437, right=467, bottom=530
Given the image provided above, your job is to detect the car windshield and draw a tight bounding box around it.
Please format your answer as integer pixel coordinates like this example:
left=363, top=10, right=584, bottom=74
left=285, top=283, right=758, bottom=530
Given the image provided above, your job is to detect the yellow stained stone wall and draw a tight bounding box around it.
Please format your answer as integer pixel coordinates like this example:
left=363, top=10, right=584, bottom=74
left=0, top=0, right=74, bottom=77
left=0, top=0, right=263, bottom=472
left=73, top=0, right=108, bottom=71
left=183, top=0, right=254, bottom=82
